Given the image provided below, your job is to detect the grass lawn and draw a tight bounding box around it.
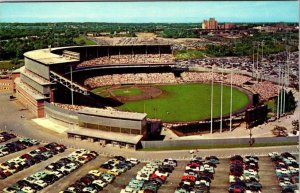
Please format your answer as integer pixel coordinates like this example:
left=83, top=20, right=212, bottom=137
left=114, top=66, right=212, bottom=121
left=265, top=99, right=276, bottom=113
left=112, top=87, right=142, bottom=96
left=174, top=50, right=206, bottom=59
left=74, top=35, right=97, bottom=45
left=0, top=60, right=24, bottom=70
left=116, top=83, right=249, bottom=122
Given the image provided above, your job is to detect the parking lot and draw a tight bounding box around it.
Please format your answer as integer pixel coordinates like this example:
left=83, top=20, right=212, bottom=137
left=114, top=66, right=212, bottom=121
left=0, top=135, right=298, bottom=193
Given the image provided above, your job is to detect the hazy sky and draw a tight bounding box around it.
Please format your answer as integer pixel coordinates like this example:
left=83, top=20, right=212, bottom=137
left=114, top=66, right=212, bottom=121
left=0, top=1, right=298, bottom=23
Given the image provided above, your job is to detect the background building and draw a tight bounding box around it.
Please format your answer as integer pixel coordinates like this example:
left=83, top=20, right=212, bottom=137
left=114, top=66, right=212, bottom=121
left=202, top=18, right=218, bottom=30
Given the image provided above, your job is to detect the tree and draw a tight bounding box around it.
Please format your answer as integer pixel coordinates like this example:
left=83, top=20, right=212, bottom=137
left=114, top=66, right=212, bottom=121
left=275, top=89, right=297, bottom=113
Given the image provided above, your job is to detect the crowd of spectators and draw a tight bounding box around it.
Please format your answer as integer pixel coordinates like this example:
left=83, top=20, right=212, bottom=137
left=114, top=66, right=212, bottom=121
left=246, top=81, right=279, bottom=101
left=84, top=73, right=177, bottom=88
left=53, top=103, right=85, bottom=111
left=181, top=72, right=252, bottom=87
left=78, top=54, right=174, bottom=67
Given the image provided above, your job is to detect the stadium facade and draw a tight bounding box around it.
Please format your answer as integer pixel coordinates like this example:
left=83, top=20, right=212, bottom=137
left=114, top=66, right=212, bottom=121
left=15, top=45, right=176, bottom=149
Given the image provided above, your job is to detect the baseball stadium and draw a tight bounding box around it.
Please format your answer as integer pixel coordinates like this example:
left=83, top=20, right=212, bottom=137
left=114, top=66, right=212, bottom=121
left=14, top=45, right=284, bottom=149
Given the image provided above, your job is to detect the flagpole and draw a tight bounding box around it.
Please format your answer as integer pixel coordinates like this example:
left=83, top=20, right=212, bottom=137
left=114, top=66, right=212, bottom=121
left=230, top=64, right=233, bottom=132
left=210, top=65, right=214, bottom=134
left=220, top=63, right=223, bottom=133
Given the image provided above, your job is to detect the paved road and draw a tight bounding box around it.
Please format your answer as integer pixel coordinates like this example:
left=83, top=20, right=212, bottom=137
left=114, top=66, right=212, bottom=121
left=0, top=93, right=298, bottom=161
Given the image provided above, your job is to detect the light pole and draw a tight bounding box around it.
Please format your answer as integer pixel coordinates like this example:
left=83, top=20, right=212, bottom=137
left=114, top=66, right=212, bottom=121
left=220, top=63, right=224, bottom=133
left=229, top=64, right=233, bottom=132
left=210, top=65, right=214, bottom=134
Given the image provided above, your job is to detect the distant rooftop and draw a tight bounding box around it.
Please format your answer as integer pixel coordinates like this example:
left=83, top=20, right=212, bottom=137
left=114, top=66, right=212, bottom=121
left=78, top=107, right=147, bottom=121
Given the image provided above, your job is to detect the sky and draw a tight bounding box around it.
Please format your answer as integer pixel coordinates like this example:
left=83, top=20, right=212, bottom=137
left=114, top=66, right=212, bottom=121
left=0, top=1, right=298, bottom=23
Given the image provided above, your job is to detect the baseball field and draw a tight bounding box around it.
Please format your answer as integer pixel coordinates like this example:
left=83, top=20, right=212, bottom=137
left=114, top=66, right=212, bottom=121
left=92, top=83, right=250, bottom=122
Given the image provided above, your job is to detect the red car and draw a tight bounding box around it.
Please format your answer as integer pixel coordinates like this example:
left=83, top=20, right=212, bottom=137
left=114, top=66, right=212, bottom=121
left=38, top=147, right=48, bottom=152
left=150, top=173, right=166, bottom=182
left=21, top=154, right=32, bottom=160
left=181, top=175, right=196, bottom=182
left=187, top=162, right=201, bottom=167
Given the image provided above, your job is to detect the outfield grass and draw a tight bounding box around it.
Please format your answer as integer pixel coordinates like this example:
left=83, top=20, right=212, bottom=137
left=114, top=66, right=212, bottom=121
left=74, top=35, right=97, bottom=45
left=112, top=87, right=142, bottom=96
left=117, top=83, right=249, bottom=122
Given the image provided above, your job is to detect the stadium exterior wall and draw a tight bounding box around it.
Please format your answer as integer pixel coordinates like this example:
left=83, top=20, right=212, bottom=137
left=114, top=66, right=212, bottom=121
left=44, top=102, right=147, bottom=145
left=15, top=81, right=45, bottom=118
left=140, top=136, right=298, bottom=149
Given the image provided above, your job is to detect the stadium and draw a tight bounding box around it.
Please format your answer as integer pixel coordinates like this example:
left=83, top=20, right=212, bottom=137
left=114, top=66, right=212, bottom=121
left=14, top=45, right=280, bottom=149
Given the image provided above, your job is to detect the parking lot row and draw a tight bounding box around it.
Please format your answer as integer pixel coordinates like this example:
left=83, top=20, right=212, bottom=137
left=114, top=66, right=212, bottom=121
left=60, top=156, right=139, bottom=193
left=4, top=149, right=98, bottom=193
left=0, top=142, right=66, bottom=179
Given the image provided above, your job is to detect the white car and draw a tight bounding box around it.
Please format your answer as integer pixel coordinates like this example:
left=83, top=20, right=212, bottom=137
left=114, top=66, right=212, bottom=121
left=21, top=186, right=36, bottom=193
left=136, top=172, right=150, bottom=181
left=155, top=170, right=169, bottom=177
left=92, top=179, right=107, bottom=188
left=243, top=174, right=259, bottom=181
left=275, top=168, right=291, bottom=175
left=34, top=180, right=48, bottom=188
left=195, top=179, right=210, bottom=187
left=82, top=187, right=97, bottom=193
left=150, top=160, right=162, bottom=166
left=163, top=158, right=177, bottom=167
left=126, top=158, right=139, bottom=165
left=245, top=190, right=261, bottom=193
left=279, top=180, right=293, bottom=187
left=137, top=169, right=154, bottom=175
left=268, top=152, right=279, bottom=157
left=200, top=166, right=214, bottom=174
left=89, top=170, right=103, bottom=177
left=229, top=175, right=244, bottom=183
left=244, top=169, right=258, bottom=176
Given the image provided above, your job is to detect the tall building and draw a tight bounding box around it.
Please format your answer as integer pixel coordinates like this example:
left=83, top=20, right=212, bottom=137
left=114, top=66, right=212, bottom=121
left=219, top=23, right=236, bottom=30
left=202, top=18, right=218, bottom=30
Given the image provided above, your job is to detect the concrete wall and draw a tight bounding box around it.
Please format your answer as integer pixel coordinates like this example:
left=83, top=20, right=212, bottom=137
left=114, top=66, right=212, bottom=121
left=25, top=58, right=50, bottom=80
left=44, top=102, right=79, bottom=125
left=141, top=136, right=298, bottom=149
left=78, top=113, right=143, bottom=130
left=20, top=74, right=50, bottom=95
left=15, top=83, right=45, bottom=117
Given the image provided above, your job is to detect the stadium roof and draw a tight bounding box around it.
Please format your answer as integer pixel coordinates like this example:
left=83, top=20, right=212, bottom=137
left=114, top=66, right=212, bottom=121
left=24, top=48, right=79, bottom=65
left=66, top=128, right=143, bottom=144
left=78, top=107, right=147, bottom=121
left=24, top=44, right=173, bottom=65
